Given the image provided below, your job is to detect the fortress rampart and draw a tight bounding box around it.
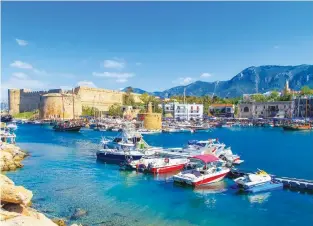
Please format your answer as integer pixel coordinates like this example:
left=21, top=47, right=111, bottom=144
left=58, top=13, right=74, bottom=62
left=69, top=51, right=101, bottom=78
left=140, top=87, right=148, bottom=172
left=8, top=86, right=142, bottom=119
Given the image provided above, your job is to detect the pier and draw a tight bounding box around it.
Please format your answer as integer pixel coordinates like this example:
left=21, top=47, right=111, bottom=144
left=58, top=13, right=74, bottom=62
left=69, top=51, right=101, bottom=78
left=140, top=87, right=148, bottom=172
left=229, top=168, right=313, bottom=192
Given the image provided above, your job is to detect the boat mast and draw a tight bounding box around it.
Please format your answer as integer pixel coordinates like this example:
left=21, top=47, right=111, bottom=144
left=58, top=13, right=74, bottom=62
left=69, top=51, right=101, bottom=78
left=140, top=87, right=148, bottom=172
left=72, top=88, right=75, bottom=120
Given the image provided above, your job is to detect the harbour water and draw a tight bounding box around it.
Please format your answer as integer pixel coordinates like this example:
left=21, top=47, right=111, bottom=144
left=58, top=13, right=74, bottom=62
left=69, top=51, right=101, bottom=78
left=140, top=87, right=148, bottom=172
left=6, top=125, right=313, bottom=226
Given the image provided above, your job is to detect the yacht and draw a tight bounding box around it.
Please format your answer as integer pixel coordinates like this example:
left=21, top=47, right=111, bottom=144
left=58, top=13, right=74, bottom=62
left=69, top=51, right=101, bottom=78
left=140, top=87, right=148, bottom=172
left=96, top=128, right=160, bottom=163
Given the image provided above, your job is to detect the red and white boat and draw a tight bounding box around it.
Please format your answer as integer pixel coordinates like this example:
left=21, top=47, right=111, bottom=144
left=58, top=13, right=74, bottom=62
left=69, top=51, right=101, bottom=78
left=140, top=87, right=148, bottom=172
left=126, top=157, right=189, bottom=174
left=173, top=154, right=230, bottom=187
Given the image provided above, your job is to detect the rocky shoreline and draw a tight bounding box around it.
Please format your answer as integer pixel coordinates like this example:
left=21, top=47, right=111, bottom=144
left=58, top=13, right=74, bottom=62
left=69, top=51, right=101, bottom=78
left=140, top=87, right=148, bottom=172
left=0, top=143, right=81, bottom=226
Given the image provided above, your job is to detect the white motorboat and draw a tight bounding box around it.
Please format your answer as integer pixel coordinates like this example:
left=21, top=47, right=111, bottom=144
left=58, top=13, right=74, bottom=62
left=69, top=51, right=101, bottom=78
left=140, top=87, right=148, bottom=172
left=234, top=170, right=283, bottom=193
left=6, top=122, right=18, bottom=130
left=96, top=128, right=160, bottom=163
left=124, top=156, right=189, bottom=173
left=173, top=154, right=230, bottom=186
left=186, top=139, right=243, bottom=165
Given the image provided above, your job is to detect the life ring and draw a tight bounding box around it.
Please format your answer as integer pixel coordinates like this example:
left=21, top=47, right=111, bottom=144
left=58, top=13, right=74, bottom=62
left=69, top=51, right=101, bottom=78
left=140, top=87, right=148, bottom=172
left=164, top=158, right=169, bottom=163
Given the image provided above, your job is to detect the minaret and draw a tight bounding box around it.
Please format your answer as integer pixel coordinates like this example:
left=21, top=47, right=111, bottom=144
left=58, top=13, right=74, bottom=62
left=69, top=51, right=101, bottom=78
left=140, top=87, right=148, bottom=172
left=284, top=80, right=290, bottom=94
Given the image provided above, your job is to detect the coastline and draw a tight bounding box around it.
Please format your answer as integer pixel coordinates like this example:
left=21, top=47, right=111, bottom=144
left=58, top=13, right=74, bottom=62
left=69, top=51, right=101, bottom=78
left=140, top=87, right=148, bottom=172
left=0, top=142, right=80, bottom=226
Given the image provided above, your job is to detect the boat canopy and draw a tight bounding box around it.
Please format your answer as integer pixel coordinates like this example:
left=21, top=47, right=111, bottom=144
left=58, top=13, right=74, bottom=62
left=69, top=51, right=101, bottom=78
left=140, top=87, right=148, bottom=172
left=191, top=154, right=219, bottom=163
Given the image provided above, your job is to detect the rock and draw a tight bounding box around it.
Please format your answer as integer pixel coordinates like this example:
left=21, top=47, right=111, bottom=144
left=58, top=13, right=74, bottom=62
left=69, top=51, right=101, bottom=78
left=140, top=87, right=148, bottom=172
left=14, top=161, right=23, bottom=168
left=0, top=208, right=20, bottom=221
left=52, top=218, right=67, bottom=226
left=70, top=208, right=88, bottom=220
left=1, top=215, right=58, bottom=226
left=2, top=165, right=9, bottom=171
left=8, top=164, right=17, bottom=171
left=0, top=174, right=15, bottom=185
left=1, top=183, right=33, bottom=205
left=2, top=203, right=32, bottom=216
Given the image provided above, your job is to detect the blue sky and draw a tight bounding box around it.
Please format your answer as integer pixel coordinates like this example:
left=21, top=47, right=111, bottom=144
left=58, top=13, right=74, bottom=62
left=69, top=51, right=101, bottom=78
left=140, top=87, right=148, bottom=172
left=2, top=1, right=313, bottom=100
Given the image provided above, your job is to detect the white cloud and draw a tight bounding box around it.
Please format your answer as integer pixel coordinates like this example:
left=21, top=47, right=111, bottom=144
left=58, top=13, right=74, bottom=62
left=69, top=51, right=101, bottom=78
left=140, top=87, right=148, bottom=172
left=93, top=72, right=134, bottom=79
left=93, top=71, right=134, bottom=83
left=173, top=77, right=194, bottom=85
left=15, top=38, right=28, bottom=46
left=116, top=78, right=128, bottom=83
left=200, top=72, right=212, bottom=78
left=10, top=61, right=33, bottom=69
left=103, top=59, right=125, bottom=69
left=12, top=72, right=29, bottom=79
left=33, top=68, right=48, bottom=76
left=77, top=80, right=97, bottom=88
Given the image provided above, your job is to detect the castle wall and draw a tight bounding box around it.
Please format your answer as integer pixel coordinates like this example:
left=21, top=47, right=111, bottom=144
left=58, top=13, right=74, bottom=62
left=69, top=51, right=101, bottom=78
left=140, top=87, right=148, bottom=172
left=74, top=86, right=141, bottom=112
left=9, top=86, right=143, bottom=117
left=39, top=94, right=82, bottom=120
left=8, top=89, right=20, bottom=115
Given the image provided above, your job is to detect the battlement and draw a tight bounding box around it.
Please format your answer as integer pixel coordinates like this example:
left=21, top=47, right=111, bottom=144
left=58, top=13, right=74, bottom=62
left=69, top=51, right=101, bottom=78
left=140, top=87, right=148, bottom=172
left=75, top=86, right=123, bottom=94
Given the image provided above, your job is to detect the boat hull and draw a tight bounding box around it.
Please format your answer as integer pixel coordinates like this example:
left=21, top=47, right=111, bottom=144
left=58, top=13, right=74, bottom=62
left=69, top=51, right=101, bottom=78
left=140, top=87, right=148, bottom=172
left=239, top=181, right=283, bottom=193
left=174, top=171, right=229, bottom=187
left=96, top=152, right=143, bottom=163
left=53, top=126, right=82, bottom=132
left=150, top=163, right=186, bottom=174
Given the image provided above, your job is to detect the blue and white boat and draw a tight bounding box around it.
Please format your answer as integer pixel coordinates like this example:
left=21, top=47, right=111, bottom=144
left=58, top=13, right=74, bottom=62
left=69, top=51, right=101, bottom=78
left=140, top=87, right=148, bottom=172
left=96, top=128, right=160, bottom=163
left=234, top=170, right=283, bottom=193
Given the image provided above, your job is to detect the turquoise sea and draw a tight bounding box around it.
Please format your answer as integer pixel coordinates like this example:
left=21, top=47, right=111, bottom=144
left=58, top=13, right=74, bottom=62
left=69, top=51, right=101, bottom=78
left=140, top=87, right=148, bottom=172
left=5, top=125, right=313, bottom=226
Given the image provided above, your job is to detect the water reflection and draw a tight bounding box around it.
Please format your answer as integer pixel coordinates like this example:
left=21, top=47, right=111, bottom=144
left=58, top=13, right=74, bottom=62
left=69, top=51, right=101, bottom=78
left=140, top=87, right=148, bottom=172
left=247, top=192, right=271, bottom=204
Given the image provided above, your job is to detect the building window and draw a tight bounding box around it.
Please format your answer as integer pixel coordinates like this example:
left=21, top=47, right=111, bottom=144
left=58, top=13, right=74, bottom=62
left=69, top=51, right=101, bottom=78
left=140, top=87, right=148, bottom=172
left=243, top=107, right=249, bottom=112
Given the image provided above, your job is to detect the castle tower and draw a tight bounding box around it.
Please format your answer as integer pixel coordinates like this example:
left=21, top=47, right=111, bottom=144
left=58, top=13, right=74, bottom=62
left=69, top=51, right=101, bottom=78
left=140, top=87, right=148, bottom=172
left=143, top=102, right=162, bottom=130
left=8, top=89, right=21, bottom=115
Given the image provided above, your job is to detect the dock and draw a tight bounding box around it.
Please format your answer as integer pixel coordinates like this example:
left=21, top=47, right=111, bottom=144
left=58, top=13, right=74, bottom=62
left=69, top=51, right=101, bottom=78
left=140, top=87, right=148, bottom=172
left=228, top=168, right=313, bottom=192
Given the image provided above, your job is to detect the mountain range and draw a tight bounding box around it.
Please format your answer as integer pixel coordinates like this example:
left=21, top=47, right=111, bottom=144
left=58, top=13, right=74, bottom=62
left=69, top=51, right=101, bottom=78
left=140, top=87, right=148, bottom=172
left=124, top=65, right=313, bottom=98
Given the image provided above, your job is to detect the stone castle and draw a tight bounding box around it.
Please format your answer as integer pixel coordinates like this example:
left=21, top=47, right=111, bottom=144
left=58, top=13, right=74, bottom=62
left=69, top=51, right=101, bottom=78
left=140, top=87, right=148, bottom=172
left=8, top=86, right=141, bottom=119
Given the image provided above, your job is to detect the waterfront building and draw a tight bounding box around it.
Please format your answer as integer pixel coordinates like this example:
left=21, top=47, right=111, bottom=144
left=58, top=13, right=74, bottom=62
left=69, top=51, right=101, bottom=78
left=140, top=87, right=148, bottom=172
left=161, top=102, right=203, bottom=121
left=293, top=95, right=313, bottom=118
left=238, top=101, right=293, bottom=119
left=209, top=104, right=235, bottom=118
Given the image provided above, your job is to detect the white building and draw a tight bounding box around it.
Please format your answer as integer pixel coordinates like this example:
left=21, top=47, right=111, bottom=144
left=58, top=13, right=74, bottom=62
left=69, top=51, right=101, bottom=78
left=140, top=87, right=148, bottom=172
left=162, top=102, right=203, bottom=121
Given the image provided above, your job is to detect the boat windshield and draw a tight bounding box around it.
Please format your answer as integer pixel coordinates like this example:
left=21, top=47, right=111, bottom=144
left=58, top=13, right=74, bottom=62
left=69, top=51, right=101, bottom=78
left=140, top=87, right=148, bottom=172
left=113, top=138, right=122, bottom=143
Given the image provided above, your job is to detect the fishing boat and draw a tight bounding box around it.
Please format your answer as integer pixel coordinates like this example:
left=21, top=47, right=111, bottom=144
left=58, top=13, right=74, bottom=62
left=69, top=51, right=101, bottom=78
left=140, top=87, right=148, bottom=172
left=53, top=121, right=83, bottom=132
left=233, top=170, right=283, bottom=193
left=173, top=154, right=230, bottom=186
left=122, top=156, right=189, bottom=173
left=282, top=123, right=312, bottom=131
left=96, top=128, right=160, bottom=163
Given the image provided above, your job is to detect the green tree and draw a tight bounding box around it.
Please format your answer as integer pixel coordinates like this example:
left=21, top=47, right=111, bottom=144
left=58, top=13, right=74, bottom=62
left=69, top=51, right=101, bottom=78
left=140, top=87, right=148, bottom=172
left=82, top=106, right=96, bottom=116
left=267, top=91, right=280, bottom=101
left=251, top=94, right=267, bottom=102
left=108, top=104, right=122, bottom=117
left=123, top=88, right=135, bottom=106
left=301, top=86, right=313, bottom=95
left=140, top=93, right=150, bottom=105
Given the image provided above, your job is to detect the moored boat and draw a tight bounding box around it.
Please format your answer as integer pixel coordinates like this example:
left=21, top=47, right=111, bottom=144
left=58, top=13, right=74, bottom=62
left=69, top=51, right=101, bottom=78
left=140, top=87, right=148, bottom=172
left=53, top=121, right=83, bottom=132
left=233, top=170, right=283, bottom=193
left=173, top=154, right=230, bottom=186
left=96, top=128, right=160, bottom=163
left=123, top=157, right=189, bottom=174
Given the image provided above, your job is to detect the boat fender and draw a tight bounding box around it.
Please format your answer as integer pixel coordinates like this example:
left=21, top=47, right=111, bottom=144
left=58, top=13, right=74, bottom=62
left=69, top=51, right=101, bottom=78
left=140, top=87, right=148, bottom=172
left=164, top=158, right=169, bottom=163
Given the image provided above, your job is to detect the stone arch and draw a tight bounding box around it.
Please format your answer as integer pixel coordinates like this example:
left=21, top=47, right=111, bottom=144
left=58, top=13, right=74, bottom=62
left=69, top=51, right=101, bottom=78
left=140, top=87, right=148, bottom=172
left=243, top=107, right=249, bottom=112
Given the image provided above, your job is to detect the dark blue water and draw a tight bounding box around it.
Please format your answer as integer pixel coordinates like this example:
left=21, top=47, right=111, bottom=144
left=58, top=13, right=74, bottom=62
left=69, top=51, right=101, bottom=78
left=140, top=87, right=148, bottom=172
left=5, top=125, right=313, bottom=226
